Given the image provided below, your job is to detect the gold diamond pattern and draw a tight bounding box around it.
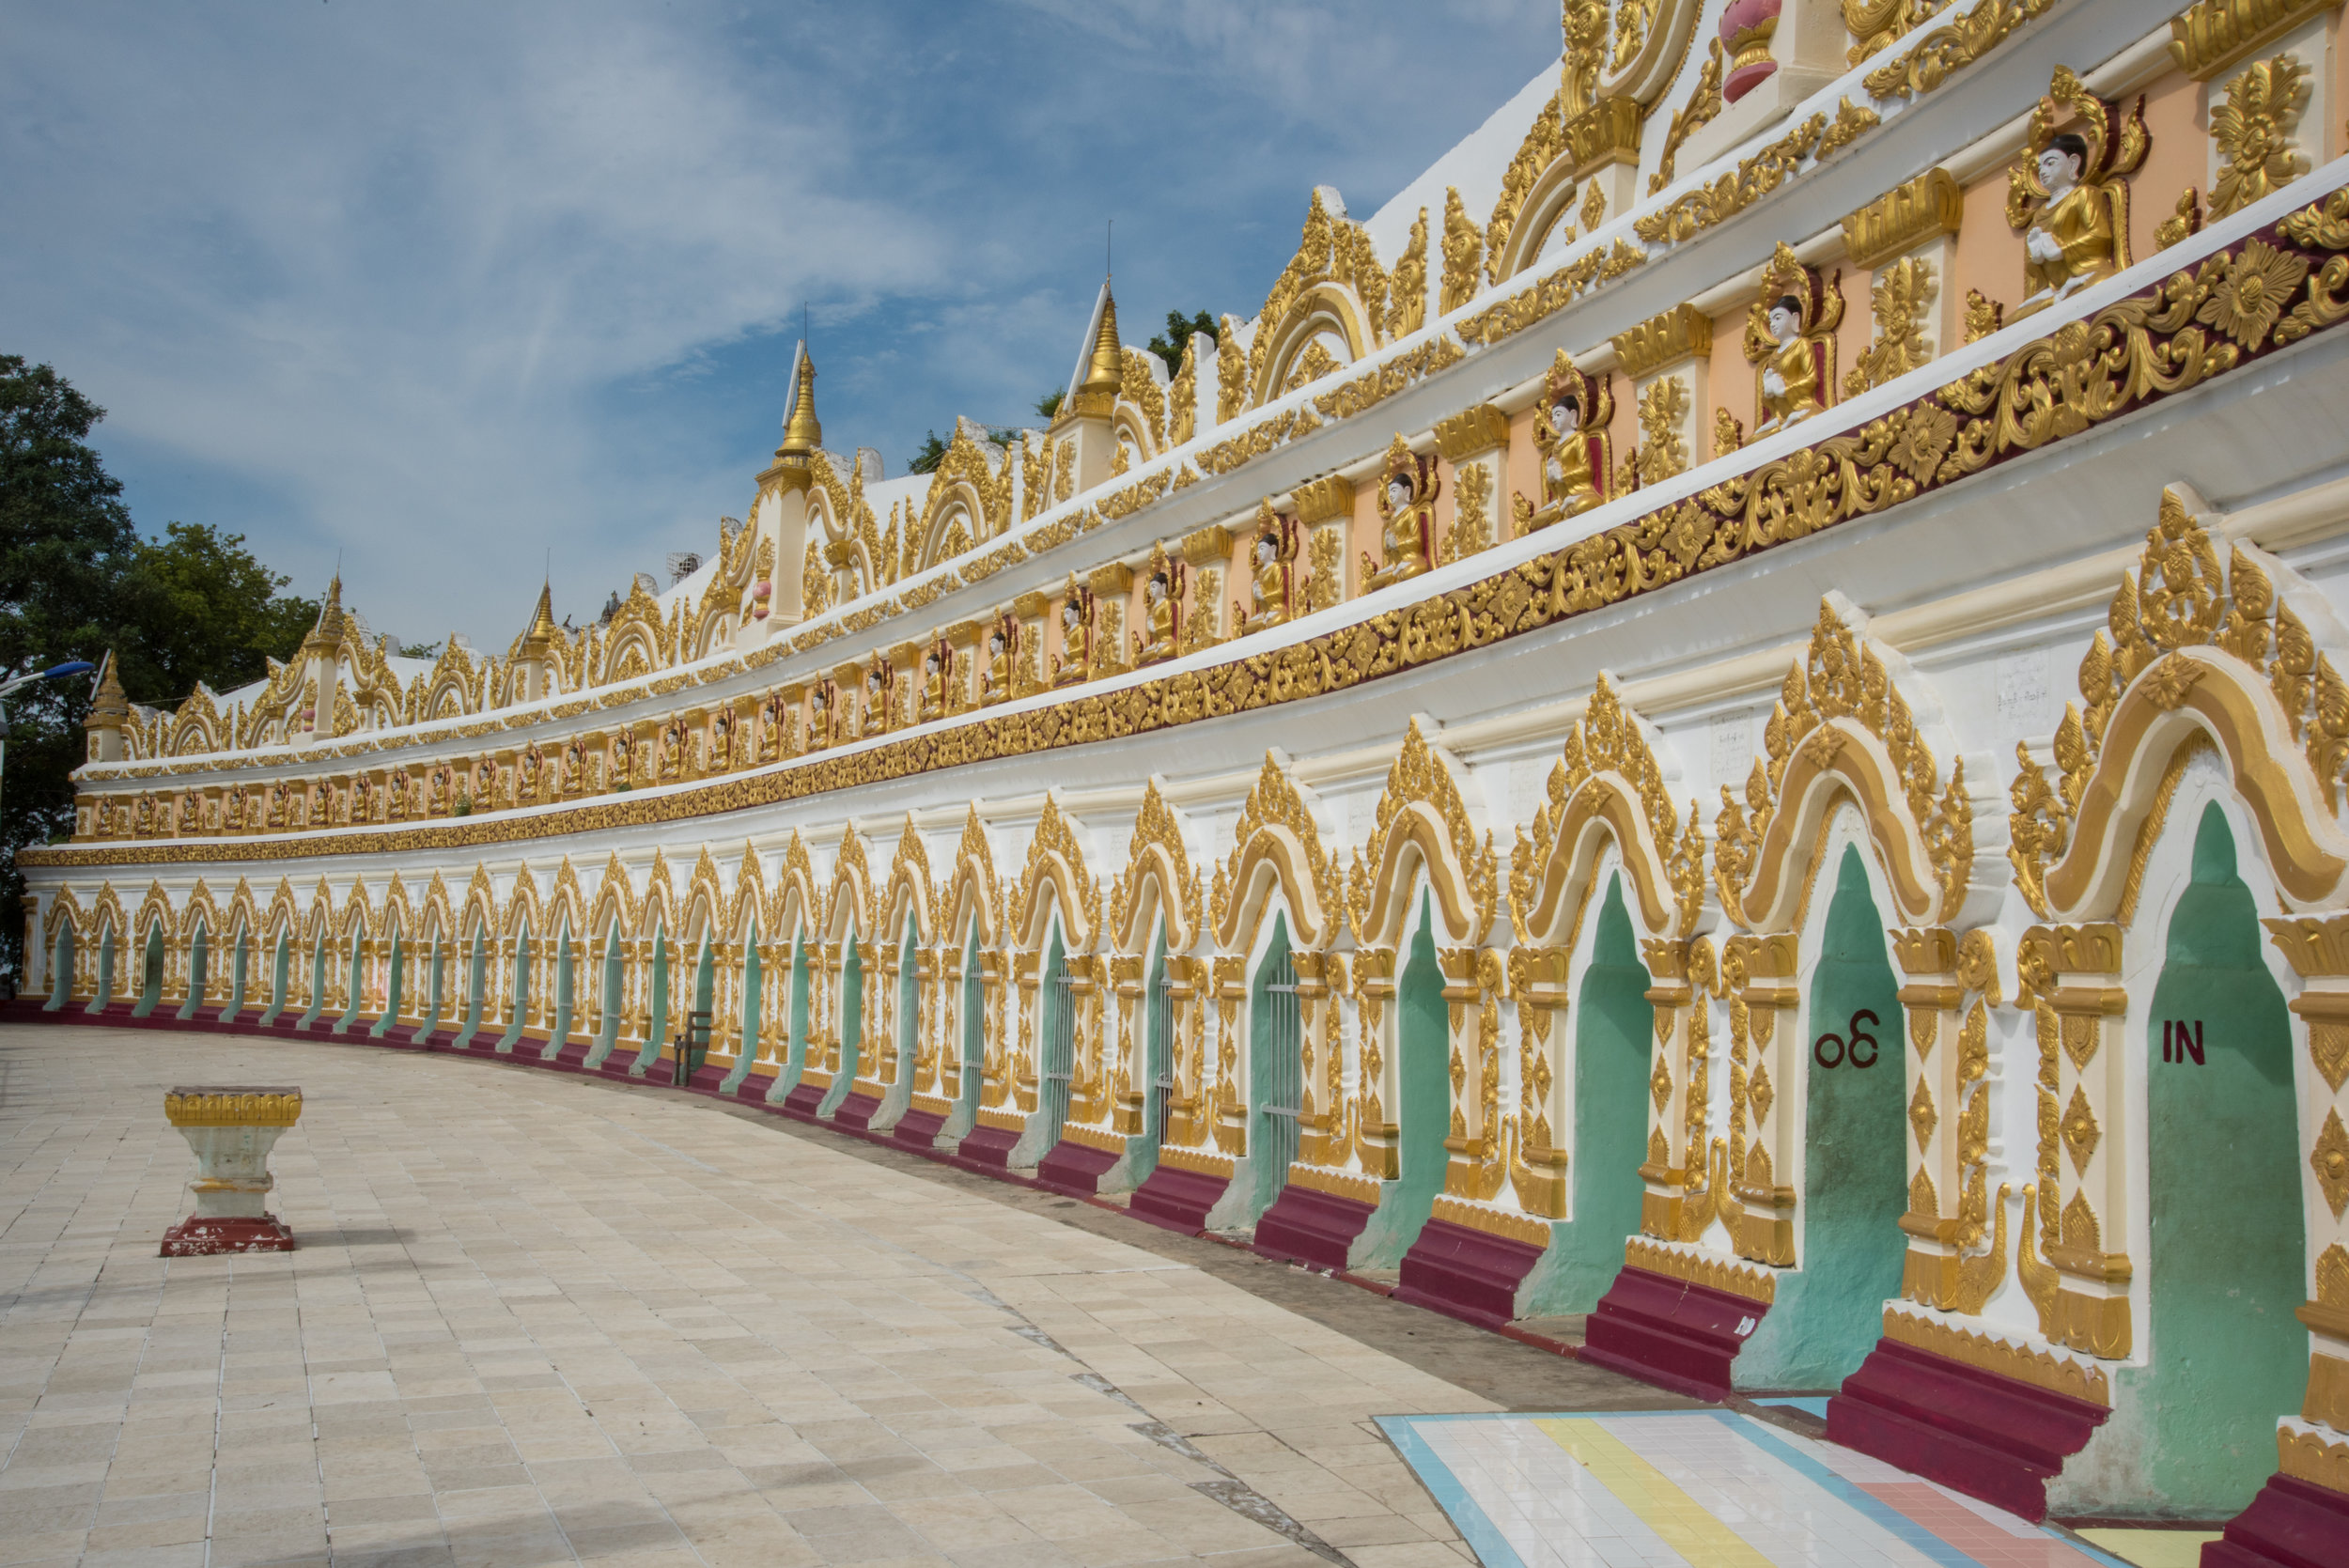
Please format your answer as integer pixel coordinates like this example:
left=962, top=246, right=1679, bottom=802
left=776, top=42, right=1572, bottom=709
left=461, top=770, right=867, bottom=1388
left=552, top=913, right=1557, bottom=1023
left=1650, top=1052, right=1672, bottom=1113
left=1908, top=1077, right=1938, bottom=1153
left=2061, top=1085, right=2101, bottom=1175
left=1749, top=1063, right=1774, bottom=1127
left=2061, top=1013, right=2101, bottom=1071
left=2311, top=1022, right=2349, bottom=1094
left=2313, top=1109, right=2349, bottom=1219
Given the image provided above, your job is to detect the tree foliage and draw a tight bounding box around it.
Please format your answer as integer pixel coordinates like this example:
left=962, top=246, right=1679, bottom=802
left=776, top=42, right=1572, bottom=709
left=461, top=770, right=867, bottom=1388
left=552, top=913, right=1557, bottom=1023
left=0, top=355, right=319, bottom=977
left=1147, top=310, right=1216, bottom=376
left=907, top=430, right=949, bottom=474
left=1033, top=389, right=1064, bottom=421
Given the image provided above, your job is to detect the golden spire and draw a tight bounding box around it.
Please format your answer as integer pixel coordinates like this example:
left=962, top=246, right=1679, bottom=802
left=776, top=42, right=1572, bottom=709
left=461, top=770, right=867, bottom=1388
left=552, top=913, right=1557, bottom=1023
left=85, top=652, right=127, bottom=723
left=1078, top=287, right=1124, bottom=398
left=776, top=343, right=821, bottom=458
left=522, top=582, right=558, bottom=648
left=302, top=575, right=347, bottom=655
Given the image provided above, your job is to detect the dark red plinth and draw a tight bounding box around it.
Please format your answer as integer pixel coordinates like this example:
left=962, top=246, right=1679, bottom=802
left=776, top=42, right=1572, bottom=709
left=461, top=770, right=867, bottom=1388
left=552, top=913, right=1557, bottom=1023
left=688, top=1063, right=730, bottom=1092
left=1580, top=1265, right=1765, bottom=1402
left=830, top=1092, right=882, bottom=1132
left=777, top=1081, right=827, bottom=1121
left=1034, top=1139, right=1120, bottom=1197
left=735, top=1072, right=778, bottom=1101
left=2205, top=1472, right=2349, bottom=1568
left=891, top=1106, right=948, bottom=1152
left=1252, top=1184, right=1376, bottom=1271
left=551, top=1040, right=593, bottom=1070
left=1129, top=1163, right=1228, bottom=1234
left=161, top=1215, right=295, bottom=1256
left=1393, top=1218, right=1545, bottom=1329
left=950, top=1123, right=1021, bottom=1173
left=1828, top=1336, right=2108, bottom=1521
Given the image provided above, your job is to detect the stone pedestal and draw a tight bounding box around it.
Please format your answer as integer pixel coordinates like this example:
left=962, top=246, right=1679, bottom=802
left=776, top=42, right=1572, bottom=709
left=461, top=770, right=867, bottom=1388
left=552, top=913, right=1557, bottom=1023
left=159, top=1085, right=301, bottom=1256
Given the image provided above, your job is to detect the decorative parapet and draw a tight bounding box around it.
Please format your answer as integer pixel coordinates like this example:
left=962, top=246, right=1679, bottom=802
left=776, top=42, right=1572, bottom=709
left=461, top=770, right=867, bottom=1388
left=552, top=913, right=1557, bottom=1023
left=2170, top=0, right=2337, bottom=79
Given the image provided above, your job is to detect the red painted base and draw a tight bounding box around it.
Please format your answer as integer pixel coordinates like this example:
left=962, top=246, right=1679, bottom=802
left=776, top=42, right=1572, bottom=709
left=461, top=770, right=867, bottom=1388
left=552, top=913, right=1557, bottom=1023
left=734, top=1072, right=778, bottom=1102
left=777, top=1081, right=827, bottom=1121
left=950, top=1123, right=1021, bottom=1173
left=688, top=1063, right=730, bottom=1092
left=161, top=1215, right=295, bottom=1256
left=1828, top=1336, right=2109, bottom=1521
left=1580, top=1265, right=1765, bottom=1403
left=552, top=1040, right=593, bottom=1070
left=1393, top=1219, right=1545, bottom=1329
left=830, top=1092, right=882, bottom=1132
left=890, top=1106, right=948, bottom=1153
left=1253, top=1184, right=1375, bottom=1271
left=1034, top=1139, right=1120, bottom=1197
left=1129, top=1164, right=1228, bottom=1234
left=2205, top=1472, right=2349, bottom=1568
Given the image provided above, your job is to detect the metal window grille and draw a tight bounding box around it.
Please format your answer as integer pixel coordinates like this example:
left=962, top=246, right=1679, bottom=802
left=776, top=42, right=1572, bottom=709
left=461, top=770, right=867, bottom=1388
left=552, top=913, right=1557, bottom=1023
left=1261, top=955, right=1302, bottom=1179
left=1040, top=956, right=1076, bottom=1138
left=1150, top=970, right=1176, bottom=1142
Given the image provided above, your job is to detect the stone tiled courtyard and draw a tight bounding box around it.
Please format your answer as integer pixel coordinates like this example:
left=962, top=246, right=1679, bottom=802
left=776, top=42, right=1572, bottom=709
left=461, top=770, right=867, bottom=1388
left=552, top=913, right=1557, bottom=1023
left=0, top=1025, right=1569, bottom=1568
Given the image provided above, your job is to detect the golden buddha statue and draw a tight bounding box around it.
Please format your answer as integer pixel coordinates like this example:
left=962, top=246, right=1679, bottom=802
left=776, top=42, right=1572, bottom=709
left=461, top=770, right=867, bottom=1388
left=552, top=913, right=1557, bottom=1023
left=1742, top=244, right=1842, bottom=438
left=918, top=640, right=953, bottom=722
left=1051, top=577, right=1095, bottom=688
left=805, top=683, right=834, bottom=752
left=1519, top=352, right=1612, bottom=532
left=1238, top=503, right=1297, bottom=635
left=1133, top=543, right=1185, bottom=666
left=2022, top=135, right=2113, bottom=308
left=979, top=623, right=1014, bottom=706
left=2008, top=73, right=2146, bottom=319
left=862, top=661, right=892, bottom=736
left=1362, top=437, right=1437, bottom=593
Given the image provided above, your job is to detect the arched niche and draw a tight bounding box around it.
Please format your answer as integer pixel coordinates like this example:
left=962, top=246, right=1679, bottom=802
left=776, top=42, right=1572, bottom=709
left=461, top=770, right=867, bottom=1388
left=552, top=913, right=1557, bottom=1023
left=1211, top=754, right=1342, bottom=955
left=1010, top=797, right=1100, bottom=956
left=1110, top=782, right=1203, bottom=958
left=1350, top=721, right=1499, bottom=953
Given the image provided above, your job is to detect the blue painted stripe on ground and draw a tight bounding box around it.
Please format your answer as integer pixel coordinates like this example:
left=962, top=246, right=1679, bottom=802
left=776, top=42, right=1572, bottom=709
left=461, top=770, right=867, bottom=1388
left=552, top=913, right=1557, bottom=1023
left=1754, top=1395, right=1832, bottom=1419
left=1711, top=1409, right=1990, bottom=1568
left=1374, top=1416, right=1530, bottom=1568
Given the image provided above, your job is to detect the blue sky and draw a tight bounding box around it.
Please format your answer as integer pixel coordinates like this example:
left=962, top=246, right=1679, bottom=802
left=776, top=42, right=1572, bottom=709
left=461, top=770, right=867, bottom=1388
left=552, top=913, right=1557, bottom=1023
left=2, top=1, right=1555, bottom=655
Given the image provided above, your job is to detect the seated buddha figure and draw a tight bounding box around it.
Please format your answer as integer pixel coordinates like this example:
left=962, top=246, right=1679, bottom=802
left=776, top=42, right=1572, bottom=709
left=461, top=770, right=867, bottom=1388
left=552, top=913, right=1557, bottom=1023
left=979, top=624, right=1014, bottom=706
left=862, top=660, right=892, bottom=737
left=1237, top=505, right=1295, bottom=635
left=1531, top=353, right=1611, bottom=527
left=1133, top=543, right=1184, bottom=666
left=1755, top=295, right=1823, bottom=434
left=917, top=642, right=952, bottom=722
left=805, top=683, right=833, bottom=752
left=1051, top=578, right=1095, bottom=688
left=2022, top=132, right=2114, bottom=311
left=1362, top=439, right=1436, bottom=593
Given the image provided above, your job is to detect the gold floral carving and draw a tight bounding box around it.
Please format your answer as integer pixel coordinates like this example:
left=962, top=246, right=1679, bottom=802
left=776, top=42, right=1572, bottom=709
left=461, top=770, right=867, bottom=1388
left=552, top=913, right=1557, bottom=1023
left=2315, top=1108, right=2349, bottom=1217
left=1612, top=303, right=1714, bottom=380
left=44, top=211, right=2349, bottom=873
left=1845, top=0, right=1946, bottom=65
left=1624, top=1235, right=1776, bottom=1303
left=2210, top=54, right=2311, bottom=219
left=1009, top=795, right=1101, bottom=953
left=2155, top=188, right=2205, bottom=252
left=1845, top=256, right=1938, bottom=396
left=1216, top=318, right=1247, bottom=427
left=2170, top=0, right=2335, bottom=79
left=1864, top=0, right=2059, bottom=101
left=1246, top=191, right=1389, bottom=411
left=1648, top=38, right=1723, bottom=196
left=1636, top=110, right=1832, bottom=245
left=1484, top=97, right=1564, bottom=287
left=1843, top=169, right=1966, bottom=272
left=1635, top=379, right=1690, bottom=487
left=2009, top=487, right=2346, bottom=917
left=1389, top=208, right=1429, bottom=337
left=2278, top=1424, right=2349, bottom=1494
left=1881, top=1308, right=2111, bottom=1405
left=1310, top=337, right=1468, bottom=424
left=1715, top=600, right=1972, bottom=928
left=1108, top=781, right=1203, bottom=955
left=1210, top=753, right=1341, bottom=951
left=1510, top=673, right=1704, bottom=940
left=1443, top=462, right=1494, bottom=565
left=1438, top=186, right=1475, bottom=314
left=1346, top=719, right=1499, bottom=946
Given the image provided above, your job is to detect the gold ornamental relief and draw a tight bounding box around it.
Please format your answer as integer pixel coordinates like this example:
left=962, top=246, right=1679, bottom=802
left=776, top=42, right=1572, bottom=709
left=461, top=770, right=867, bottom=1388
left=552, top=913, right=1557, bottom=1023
left=2170, top=0, right=2337, bottom=79
left=1346, top=719, right=1500, bottom=949
left=1510, top=673, right=1704, bottom=941
left=1107, top=781, right=1204, bottom=955
left=2209, top=54, right=2311, bottom=220
left=1209, top=753, right=1342, bottom=951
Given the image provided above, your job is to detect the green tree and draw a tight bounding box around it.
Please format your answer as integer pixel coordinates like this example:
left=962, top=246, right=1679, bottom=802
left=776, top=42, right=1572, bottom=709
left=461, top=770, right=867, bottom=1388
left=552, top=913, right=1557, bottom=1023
left=1146, top=310, right=1216, bottom=376
left=907, top=430, right=949, bottom=474
left=0, top=356, right=322, bottom=978
left=1034, top=389, right=1064, bottom=421
left=115, top=523, right=318, bottom=706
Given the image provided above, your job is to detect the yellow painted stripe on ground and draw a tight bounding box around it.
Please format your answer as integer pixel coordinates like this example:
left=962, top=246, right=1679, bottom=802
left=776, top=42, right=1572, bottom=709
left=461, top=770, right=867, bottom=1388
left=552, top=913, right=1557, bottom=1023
left=1535, top=1418, right=1776, bottom=1568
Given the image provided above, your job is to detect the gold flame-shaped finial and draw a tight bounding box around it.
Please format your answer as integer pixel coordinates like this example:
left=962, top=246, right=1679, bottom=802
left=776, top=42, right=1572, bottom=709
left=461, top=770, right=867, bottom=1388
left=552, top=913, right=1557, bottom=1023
left=1078, top=287, right=1123, bottom=398
left=777, top=343, right=821, bottom=458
